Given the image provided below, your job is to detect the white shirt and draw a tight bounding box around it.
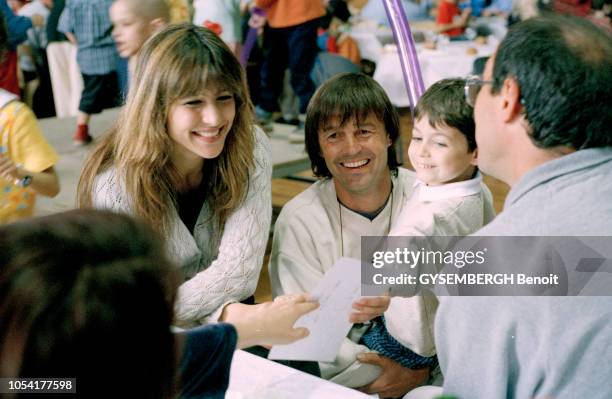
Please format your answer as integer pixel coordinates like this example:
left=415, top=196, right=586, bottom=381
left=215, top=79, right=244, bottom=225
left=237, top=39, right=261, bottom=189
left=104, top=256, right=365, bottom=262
left=92, top=126, right=272, bottom=326
left=269, top=168, right=418, bottom=387
left=385, top=173, right=496, bottom=359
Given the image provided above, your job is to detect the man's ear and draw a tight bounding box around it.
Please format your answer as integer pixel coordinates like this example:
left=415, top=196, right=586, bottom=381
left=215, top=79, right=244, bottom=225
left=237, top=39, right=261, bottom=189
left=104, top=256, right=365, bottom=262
left=470, top=147, right=478, bottom=166
left=500, top=77, right=522, bottom=123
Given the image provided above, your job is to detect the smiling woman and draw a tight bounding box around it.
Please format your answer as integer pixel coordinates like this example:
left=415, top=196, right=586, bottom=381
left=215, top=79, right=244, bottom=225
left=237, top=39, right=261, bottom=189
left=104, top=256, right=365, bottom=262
left=76, top=24, right=274, bottom=327
left=167, top=86, right=236, bottom=169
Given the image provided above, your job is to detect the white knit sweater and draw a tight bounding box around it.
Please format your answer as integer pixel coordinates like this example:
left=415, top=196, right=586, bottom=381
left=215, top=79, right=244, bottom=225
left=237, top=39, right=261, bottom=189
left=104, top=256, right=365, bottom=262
left=92, top=126, right=272, bottom=326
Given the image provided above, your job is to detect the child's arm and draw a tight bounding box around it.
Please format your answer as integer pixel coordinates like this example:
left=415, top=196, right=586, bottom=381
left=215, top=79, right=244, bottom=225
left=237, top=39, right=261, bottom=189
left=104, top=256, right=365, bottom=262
left=56, top=5, right=76, bottom=43
left=2, top=103, right=60, bottom=198
left=436, top=5, right=471, bottom=33
left=0, top=156, right=60, bottom=197
left=64, top=31, right=77, bottom=44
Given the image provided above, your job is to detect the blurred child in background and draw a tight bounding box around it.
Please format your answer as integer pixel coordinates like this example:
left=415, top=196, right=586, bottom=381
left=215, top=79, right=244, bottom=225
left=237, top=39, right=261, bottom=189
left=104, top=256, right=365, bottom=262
left=58, top=0, right=120, bottom=145
left=109, top=0, right=169, bottom=78
left=0, top=13, right=59, bottom=224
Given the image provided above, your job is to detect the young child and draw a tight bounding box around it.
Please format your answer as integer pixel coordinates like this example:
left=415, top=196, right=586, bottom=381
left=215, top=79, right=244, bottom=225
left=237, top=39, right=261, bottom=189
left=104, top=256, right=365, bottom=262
left=58, top=0, right=120, bottom=145
left=361, top=78, right=496, bottom=377
left=395, top=77, right=495, bottom=236
left=253, top=0, right=325, bottom=140
left=0, top=14, right=60, bottom=223
left=436, top=0, right=471, bottom=37
left=109, top=0, right=169, bottom=78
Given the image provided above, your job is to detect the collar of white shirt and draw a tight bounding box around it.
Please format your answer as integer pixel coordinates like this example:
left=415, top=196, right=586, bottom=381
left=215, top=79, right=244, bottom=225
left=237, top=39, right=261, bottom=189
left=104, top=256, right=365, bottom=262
left=414, top=172, right=483, bottom=202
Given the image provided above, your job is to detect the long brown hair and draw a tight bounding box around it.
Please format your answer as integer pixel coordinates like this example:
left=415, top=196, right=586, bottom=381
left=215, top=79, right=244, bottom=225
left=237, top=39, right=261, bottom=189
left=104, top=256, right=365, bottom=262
left=77, top=23, right=255, bottom=234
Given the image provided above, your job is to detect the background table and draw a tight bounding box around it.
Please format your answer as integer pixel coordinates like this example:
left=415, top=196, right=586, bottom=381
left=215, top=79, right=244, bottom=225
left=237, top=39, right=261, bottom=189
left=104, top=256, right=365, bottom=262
left=373, top=37, right=499, bottom=107
left=348, top=16, right=505, bottom=107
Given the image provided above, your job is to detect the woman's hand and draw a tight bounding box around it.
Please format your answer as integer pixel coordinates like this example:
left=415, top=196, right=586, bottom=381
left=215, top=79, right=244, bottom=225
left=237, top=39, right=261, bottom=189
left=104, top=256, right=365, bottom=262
left=222, top=294, right=319, bottom=348
left=257, top=294, right=320, bottom=346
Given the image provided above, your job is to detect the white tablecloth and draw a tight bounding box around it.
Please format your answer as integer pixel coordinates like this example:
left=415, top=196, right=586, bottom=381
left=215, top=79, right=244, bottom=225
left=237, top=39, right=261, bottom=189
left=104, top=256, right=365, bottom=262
left=373, top=37, right=499, bottom=107
left=347, top=16, right=505, bottom=107
left=226, top=350, right=372, bottom=399
left=349, top=21, right=394, bottom=62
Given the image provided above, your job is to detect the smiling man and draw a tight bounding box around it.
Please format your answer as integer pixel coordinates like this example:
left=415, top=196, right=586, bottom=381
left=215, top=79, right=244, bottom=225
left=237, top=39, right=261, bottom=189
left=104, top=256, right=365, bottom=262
left=269, top=73, right=431, bottom=397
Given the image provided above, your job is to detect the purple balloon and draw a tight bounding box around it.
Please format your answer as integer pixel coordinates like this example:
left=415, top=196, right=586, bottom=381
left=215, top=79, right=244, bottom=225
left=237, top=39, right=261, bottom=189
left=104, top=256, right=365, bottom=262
left=240, top=7, right=266, bottom=68
left=383, top=0, right=425, bottom=109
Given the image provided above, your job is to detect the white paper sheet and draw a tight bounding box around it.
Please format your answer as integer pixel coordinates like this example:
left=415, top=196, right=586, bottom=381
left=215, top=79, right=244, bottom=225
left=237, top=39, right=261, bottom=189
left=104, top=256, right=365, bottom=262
left=268, top=257, right=362, bottom=362
left=227, top=350, right=371, bottom=398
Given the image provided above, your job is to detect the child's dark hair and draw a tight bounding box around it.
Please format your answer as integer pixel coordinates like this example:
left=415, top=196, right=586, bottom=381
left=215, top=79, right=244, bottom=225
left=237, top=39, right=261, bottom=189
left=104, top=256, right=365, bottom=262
left=0, top=13, right=8, bottom=63
left=414, top=78, right=476, bottom=151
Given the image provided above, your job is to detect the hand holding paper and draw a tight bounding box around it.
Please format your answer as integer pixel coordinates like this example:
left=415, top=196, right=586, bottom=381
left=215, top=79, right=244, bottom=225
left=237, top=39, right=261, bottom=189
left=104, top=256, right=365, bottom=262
left=269, top=258, right=364, bottom=362
left=350, top=294, right=391, bottom=324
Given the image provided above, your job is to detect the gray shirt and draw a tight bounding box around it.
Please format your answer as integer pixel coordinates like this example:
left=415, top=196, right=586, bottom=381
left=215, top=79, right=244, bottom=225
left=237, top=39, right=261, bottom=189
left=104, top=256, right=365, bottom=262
left=436, top=148, right=612, bottom=398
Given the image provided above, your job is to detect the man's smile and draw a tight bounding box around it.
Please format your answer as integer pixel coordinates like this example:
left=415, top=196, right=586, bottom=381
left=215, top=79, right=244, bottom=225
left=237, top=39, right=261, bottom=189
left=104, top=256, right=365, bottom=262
left=340, top=159, right=370, bottom=169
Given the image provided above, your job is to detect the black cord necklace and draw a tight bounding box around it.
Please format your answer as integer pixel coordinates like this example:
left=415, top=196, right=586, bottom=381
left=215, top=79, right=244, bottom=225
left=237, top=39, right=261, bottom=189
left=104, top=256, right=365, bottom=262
left=337, top=185, right=394, bottom=257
